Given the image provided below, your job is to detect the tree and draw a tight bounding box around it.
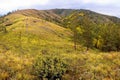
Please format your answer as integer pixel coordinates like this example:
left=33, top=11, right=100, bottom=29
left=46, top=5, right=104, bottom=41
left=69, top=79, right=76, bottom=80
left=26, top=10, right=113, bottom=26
left=64, top=11, right=96, bottom=51
left=99, top=23, right=120, bottom=51
left=78, top=16, right=96, bottom=50
left=63, top=11, right=85, bottom=50
left=64, top=11, right=120, bottom=52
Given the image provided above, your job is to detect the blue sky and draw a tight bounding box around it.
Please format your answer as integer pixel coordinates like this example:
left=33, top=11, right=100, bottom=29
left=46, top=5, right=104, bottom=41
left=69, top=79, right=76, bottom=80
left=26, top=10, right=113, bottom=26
left=0, top=0, right=120, bottom=17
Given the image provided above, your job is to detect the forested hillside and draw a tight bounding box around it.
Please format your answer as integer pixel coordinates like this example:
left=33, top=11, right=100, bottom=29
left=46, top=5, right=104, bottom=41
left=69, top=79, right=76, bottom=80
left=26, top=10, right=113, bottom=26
left=63, top=10, right=120, bottom=51
left=0, top=9, right=120, bottom=80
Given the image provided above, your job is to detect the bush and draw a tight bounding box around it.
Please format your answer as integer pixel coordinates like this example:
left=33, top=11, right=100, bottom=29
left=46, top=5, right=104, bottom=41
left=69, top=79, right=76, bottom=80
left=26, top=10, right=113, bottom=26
left=33, top=54, right=68, bottom=80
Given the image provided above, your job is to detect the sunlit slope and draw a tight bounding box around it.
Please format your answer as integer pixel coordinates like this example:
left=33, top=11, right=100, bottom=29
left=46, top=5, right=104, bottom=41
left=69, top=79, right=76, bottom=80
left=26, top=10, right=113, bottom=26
left=5, top=13, right=70, bottom=39
left=12, top=9, right=62, bottom=25
left=0, top=13, right=73, bottom=54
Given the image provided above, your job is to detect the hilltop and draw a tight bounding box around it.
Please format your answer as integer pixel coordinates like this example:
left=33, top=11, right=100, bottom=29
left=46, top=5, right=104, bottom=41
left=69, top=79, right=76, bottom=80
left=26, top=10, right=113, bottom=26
left=6, top=9, right=120, bottom=25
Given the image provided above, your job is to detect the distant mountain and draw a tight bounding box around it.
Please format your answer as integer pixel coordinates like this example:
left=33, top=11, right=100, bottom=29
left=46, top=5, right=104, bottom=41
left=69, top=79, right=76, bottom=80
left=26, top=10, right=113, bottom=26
left=76, top=9, right=120, bottom=25
left=3, top=9, right=119, bottom=26
left=56, top=9, right=120, bottom=26
left=49, top=9, right=75, bottom=17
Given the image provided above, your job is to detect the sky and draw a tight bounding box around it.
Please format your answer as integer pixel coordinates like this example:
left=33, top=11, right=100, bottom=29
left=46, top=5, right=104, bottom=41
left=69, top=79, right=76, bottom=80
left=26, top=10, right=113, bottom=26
left=0, top=0, right=120, bottom=17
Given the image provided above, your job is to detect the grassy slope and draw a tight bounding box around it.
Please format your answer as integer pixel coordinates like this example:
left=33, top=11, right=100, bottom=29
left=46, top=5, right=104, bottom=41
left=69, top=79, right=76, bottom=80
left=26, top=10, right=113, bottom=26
left=0, top=13, right=74, bottom=54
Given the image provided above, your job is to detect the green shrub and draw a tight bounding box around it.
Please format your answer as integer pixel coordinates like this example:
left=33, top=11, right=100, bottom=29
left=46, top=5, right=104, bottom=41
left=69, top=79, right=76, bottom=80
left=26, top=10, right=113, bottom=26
left=33, top=54, right=67, bottom=80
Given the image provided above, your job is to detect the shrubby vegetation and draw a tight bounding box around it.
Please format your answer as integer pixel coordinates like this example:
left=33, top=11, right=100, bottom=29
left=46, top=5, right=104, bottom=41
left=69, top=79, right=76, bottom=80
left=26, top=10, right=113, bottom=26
left=0, top=51, right=34, bottom=80
left=0, top=51, right=120, bottom=80
left=33, top=54, right=67, bottom=80
left=64, top=11, right=120, bottom=51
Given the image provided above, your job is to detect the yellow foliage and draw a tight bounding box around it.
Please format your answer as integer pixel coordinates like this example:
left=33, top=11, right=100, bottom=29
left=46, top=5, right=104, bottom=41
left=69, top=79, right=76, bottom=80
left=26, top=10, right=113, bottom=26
left=79, top=12, right=84, bottom=16
left=76, top=26, right=84, bottom=34
left=0, top=72, right=9, bottom=79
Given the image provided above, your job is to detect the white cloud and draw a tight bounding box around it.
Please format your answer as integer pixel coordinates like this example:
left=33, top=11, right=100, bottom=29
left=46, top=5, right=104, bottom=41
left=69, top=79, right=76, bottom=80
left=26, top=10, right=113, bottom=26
left=82, top=0, right=120, bottom=5
left=0, top=0, right=49, bottom=14
left=83, top=0, right=110, bottom=4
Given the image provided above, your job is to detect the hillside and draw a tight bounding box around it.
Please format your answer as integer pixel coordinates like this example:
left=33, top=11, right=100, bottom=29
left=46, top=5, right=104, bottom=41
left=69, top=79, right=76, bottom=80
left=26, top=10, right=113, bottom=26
left=0, top=11, right=73, bottom=54
left=53, top=9, right=120, bottom=26
left=12, top=9, right=63, bottom=25
left=0, top=8, right=120, bottom=52
left=0, top=9, right=120, bottom=80
left=49, top=9, right=120, bottom=25
left=77, top=9, right=120, bottom=25
left=7, top=9, right=120, bottom=26
left=49, top=9, right=75, bottom=17
left=63, top=9, right=120, bottom=51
